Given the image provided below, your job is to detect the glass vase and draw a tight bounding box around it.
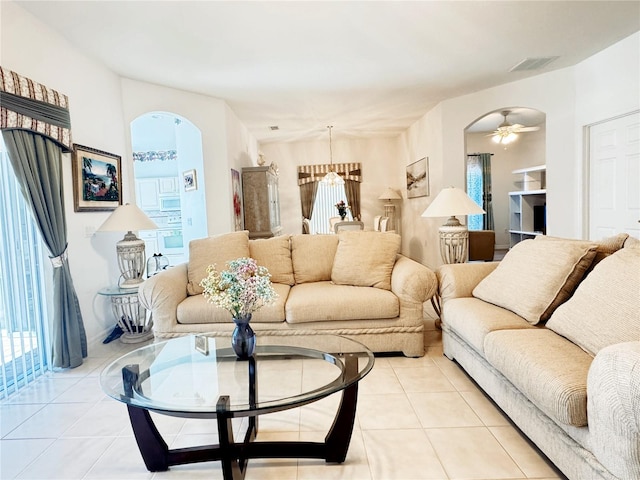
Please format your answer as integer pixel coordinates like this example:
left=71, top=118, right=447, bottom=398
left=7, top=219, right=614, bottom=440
left=231, top=313, right=255, bottom=359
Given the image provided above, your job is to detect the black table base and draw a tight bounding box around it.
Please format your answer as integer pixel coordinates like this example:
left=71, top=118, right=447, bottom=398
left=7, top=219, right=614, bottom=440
left=125, top=354, right=359, bottom=480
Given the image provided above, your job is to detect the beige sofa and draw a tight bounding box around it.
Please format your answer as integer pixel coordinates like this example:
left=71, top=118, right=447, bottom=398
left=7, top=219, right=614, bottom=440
left=139, top=230, right=438, bottom=357
left=438, top=234, right=640, bottom=480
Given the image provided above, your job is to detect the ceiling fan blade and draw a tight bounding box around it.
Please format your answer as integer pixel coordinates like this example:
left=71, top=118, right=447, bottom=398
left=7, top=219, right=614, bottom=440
left=516, top=126, right=540, bottom=132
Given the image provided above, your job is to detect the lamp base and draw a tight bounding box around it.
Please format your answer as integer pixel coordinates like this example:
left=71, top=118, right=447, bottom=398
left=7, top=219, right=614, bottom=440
left=383, top=204, right=396, bottom=231
left=119, top=278, right=144, bottom=289
left=116, top=233, right=146, bottom=287
left=439, top=222, right=469, bottom=264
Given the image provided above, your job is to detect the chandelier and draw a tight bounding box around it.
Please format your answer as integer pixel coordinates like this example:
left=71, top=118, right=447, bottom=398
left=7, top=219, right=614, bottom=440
left=321, top=125, right=344, bottom=186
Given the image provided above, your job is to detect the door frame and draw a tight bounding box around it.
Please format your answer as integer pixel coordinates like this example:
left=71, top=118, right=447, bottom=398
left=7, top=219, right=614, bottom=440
left=582, top=109, right=640, bottom=239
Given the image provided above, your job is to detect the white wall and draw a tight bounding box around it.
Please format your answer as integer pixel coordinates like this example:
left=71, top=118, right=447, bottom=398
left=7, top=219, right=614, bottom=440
left=1, top=1, right=129, bottom=346
left=397, top=104, right=445, bottom=269
left=1, top=2, right=258, bottom=347
left=466, top=127, right=546, bottom=248
left=574, top=31, right=640, bottom=237
left=259, top=135, right=402, bottom=235
left=120, top=79, right=258, bottom=237
left=398, top=31, right=639, bottom=268
left=2, top=0, right=638, bottom=346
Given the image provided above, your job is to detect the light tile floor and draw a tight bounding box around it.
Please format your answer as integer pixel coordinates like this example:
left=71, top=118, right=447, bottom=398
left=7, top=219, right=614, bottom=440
left=1, top=335, right=566, bottom=480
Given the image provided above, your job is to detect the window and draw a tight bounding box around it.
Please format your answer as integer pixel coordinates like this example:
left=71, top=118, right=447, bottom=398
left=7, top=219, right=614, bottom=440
left=466, top=158, right=484, bottom=231
left=0, top=138, right=50, bottom=398
left=310, top=182, right=352, bottom=234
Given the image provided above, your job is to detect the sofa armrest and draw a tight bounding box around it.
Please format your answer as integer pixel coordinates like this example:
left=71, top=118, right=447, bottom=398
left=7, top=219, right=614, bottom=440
left=138, top=263, right=189, bottom=335
left=436, top=262, right=499, bottom=304
left=391, top=255, right=438, bottom=306
left=587, top=341, right=640, bottom=480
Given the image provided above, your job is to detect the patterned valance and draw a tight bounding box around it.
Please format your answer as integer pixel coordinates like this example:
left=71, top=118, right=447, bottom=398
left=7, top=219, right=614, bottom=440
left=298, top=162, right=362, bottom=185
left=0, top=67, right=72, bottom=152
left=133, top=150, right=178, bottom=162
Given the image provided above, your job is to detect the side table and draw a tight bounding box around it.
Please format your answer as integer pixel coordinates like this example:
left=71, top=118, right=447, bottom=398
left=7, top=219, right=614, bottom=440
left=98, top=286, right=154, bottom=343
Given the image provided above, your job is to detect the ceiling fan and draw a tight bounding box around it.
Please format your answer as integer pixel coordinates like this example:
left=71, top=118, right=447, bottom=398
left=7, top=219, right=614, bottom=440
left=489, top=110, right=540, bottom=145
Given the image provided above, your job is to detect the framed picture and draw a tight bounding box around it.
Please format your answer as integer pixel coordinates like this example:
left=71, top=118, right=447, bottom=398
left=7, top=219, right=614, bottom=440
left=183, top=169, right=197, bottom=191
left=231, top=169, right=243, bottom=231
left=406, top=157, right=429, bottom=198
left=72, top=144, right=122, bottom=212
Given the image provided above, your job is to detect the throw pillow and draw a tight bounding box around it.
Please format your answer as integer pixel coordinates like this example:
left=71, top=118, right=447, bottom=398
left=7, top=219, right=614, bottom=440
left=546, top=247, right=640, bottom=356
left=249, top=235, right=294, bottom=286
left=186, top=231, right=250, bottom=295
left=472, top=239, right=597, bottom=324
left=291, top=234, right=339, bottom=284
left=624, top=236, right=640, bottom=249
left=331, top=231, right=401, bottom=290
left=536, top=233, right=629, bottom=268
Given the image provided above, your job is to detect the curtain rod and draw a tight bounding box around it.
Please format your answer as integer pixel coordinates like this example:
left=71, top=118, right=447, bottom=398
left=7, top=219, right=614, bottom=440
left=467, top=153, right=494, bottom=156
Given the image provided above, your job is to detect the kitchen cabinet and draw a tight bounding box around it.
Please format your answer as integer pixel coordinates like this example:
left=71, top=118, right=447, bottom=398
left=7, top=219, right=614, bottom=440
left=136, top=179, right=160, bottom=210
left=242, top=166, right=282, bottom=239
left=158, top=177, right=179, bottom=195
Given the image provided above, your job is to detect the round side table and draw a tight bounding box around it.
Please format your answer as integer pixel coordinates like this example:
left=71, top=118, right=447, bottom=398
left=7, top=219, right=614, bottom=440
left=98, top=286, right=154, bottom=343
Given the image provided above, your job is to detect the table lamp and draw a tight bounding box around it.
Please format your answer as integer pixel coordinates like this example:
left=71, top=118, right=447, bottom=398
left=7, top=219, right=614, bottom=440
left=421, top=186, right=485, bottom=264
left=378, top=187, right=402, bottom=231
left=97, top=203, right=158, bottom=288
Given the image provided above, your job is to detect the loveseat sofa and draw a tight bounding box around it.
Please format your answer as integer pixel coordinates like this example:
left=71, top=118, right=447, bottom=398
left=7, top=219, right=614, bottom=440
left=437, top=234, right=639, bottom=480
left=139, top=230, right=437, bottom=357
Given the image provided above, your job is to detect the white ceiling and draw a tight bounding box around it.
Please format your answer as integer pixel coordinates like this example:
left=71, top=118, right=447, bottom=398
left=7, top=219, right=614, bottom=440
left=14, top=1, right=640, bottom=143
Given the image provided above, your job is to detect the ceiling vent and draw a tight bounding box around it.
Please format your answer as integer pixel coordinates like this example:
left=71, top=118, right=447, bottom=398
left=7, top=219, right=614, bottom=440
left=510, top=56, right=559, bottom=72
left=269, top=125, right=279, bottom=131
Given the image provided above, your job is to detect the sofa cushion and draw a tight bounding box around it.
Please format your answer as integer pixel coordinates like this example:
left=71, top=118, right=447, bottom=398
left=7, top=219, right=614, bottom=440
left=546, top=247, right=640, bottom=356
left=536, top=232, right=629, bottom=270
left=625, top=235, right=640, bottom=249
left=186, top=231, right=251, bottom=296
left=285, top=281, right=399, bottom=324
left=472, top=239, right=597, bottom=324
left=178, top=283, right=290, bottom=324
left=249, top=235, right=294, bottom=286
left=291, top=234, right=339, bottom=284
left=484, top=329, right=593, bottom=427
left=443, top=297, right=534, bottom=354
left=331, top=231, right=401, bottom=290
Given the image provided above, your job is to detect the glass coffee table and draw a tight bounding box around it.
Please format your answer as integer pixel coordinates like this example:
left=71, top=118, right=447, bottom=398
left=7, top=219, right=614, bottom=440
left=100, top=334, right=374, bottom=479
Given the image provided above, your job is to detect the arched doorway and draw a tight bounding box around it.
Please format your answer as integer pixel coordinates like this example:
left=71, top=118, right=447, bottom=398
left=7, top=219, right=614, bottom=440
left=130, top=112, right=207, bottom=267
left=465, top=107, right=546, bottom=251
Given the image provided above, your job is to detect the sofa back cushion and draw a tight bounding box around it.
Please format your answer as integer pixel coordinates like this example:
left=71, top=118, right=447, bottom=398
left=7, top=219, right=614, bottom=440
left=331, top=231, right=401, bottom=290
left=472, top=239, right=597, bottom=324
left=186, top=231, right=250, bottom=295
left=546, top=247, right=640, bottom=356
left=291, top=234, right=339, bottom=284
left=249, top=235, right=294, bottom=286
left=536, top=232, right=629, bottom=271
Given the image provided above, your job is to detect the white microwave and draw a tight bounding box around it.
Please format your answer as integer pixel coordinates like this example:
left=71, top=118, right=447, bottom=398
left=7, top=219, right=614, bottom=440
left=160, top=196, right=181, bottom=211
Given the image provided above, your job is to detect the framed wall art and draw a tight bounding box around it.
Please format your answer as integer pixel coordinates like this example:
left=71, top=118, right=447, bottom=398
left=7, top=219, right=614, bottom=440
left=231, top=168, right=243, bottom=231
left=183, top=169, right=197, bottom=191
left=406, top=157, right=429, bottom=198
left=72, top=144, right=122, bottom=212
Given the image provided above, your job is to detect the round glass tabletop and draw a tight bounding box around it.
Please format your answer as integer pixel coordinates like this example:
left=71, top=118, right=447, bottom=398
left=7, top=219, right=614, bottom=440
left=100, top=334, right=374, bottom=418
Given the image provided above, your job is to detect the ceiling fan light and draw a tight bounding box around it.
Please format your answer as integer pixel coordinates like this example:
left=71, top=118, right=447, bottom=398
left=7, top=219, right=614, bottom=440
left=504, top=132, right=518, bottom=144
left=492, top=135, right=502, bottom=144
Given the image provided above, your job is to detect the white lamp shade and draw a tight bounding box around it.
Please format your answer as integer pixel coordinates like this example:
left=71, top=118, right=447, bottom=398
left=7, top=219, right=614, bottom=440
left=97, top=203, right=158, bottom=232
left=421, top=187, right=485, bottom=218
left=378, top=187, right=401, bottom=201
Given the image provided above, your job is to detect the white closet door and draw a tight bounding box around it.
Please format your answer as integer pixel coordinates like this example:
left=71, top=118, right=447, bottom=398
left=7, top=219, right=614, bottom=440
left=589, top=111, right=640, bottom=240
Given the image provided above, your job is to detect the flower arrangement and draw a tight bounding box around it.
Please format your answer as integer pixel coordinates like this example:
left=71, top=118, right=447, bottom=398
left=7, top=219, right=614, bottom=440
left=200, top=257, right=277, bottom=318
left=335, top=200, right=349, bottom=219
